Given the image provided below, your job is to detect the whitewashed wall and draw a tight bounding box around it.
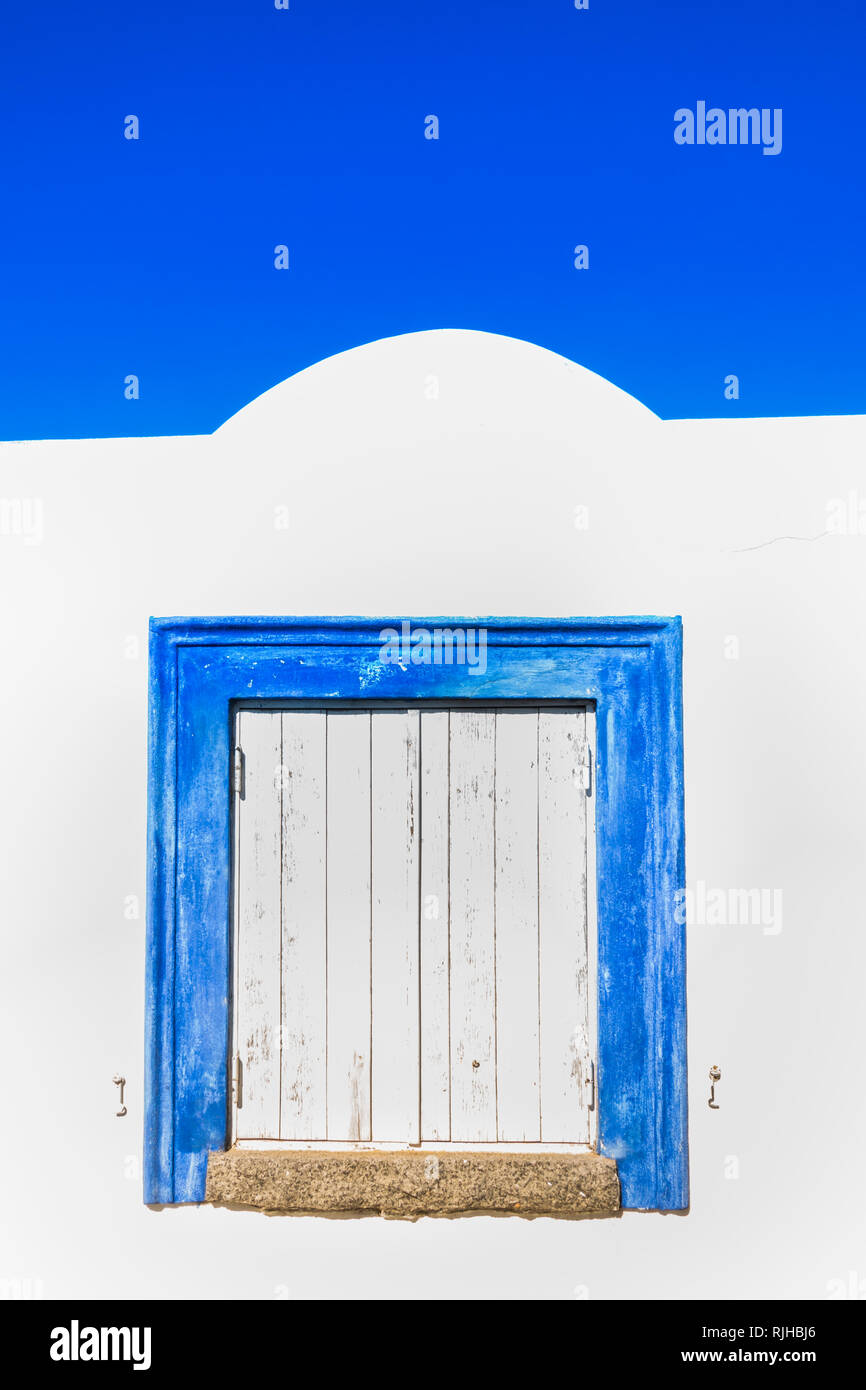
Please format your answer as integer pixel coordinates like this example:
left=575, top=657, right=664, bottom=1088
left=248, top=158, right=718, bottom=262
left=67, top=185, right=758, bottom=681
left=1, top=329, right=864, bottom=1300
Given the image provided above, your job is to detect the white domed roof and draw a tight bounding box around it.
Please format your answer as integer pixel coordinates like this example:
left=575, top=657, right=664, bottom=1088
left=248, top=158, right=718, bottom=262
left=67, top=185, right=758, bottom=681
left=215, top=329, right=659, bottom=442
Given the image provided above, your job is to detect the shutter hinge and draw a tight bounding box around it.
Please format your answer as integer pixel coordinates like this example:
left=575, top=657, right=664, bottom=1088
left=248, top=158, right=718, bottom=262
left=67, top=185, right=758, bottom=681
left=232, top=745, right=244, bottom=796
left=586, top=1059, right=595, bottom=1111
left=232, top=1054, right=243, bottom=1108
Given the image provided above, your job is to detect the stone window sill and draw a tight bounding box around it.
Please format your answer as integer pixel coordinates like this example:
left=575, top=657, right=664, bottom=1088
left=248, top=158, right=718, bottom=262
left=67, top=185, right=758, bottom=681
left=205, top=1147, right=620, bottom=1218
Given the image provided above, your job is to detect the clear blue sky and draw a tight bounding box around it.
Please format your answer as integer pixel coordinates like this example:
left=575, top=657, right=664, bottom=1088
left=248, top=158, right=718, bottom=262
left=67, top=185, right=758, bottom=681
left=1, top=0, right=863, bottom=437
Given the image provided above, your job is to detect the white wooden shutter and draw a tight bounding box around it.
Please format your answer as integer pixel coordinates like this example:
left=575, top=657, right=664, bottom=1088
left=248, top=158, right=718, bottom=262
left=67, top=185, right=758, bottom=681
left=232, top=706, right=594, bottom=1148
left=370, top=710, right=420, bottom=1144
left=325, top=711, right=372, bottom=1141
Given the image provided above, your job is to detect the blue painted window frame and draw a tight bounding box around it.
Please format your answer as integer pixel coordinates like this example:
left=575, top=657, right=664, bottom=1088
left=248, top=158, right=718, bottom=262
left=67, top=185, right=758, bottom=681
left=146, top=616, right=687, bottom=1210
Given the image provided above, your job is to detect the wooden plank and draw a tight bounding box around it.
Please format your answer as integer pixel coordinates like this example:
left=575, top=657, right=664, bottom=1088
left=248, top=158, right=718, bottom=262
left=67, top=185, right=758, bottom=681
left=371, top=711, right=421, bottom=1142
left=494, top=710, right=541, bottom=1141
left=419, top=710, right=450, bottom=1141
left=325, top=711, right=372, bottom=1140
left=448, top=710, right=497, bottom=1141
left=279, top=711, right=327, bottom=1140
left=538, top=709, right=591, bottom=1142
left=234, top=710, right=282, bottom=1139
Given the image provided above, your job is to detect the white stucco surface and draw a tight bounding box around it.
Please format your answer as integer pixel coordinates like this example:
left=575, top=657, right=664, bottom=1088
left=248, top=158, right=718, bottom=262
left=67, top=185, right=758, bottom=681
left=1, top=329, right=864, bottom=1299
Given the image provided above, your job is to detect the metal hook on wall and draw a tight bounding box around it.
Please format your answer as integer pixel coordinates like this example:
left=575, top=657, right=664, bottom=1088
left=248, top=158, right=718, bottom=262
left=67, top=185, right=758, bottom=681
left=113, top=1074, right=127, bottom=1117
left=708, top=1065, right=721, bottom=1110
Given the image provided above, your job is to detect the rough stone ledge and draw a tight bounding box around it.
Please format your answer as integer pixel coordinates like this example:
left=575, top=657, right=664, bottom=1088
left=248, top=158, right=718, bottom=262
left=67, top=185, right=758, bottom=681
left=205, top=1148, right=620, bottom=1217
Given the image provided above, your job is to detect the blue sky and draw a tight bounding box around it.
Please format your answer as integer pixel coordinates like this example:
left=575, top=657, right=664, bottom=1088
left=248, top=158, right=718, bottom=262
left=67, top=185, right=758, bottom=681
left=0, top=0, right=863, bottom=437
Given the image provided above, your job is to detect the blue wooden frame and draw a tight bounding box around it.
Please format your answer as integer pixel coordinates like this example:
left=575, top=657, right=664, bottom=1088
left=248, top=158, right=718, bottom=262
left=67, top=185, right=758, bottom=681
left=146, top=616, right=687, bottom=1210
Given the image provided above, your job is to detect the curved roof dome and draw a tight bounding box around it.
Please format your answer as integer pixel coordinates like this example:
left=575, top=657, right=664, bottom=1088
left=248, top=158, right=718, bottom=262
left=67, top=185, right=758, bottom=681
left=215, top=329, right=659, bottom=441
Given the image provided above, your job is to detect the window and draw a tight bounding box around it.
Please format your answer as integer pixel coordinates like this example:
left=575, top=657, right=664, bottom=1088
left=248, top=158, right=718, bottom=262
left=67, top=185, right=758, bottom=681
left=231, top=703, right=596, bottom=1150
left=146, top=617, right=686, bottom=1211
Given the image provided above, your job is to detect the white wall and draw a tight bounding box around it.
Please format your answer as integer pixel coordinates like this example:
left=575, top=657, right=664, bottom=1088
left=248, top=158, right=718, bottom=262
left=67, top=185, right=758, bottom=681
left=1, top=329, right=864, bottom=1300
